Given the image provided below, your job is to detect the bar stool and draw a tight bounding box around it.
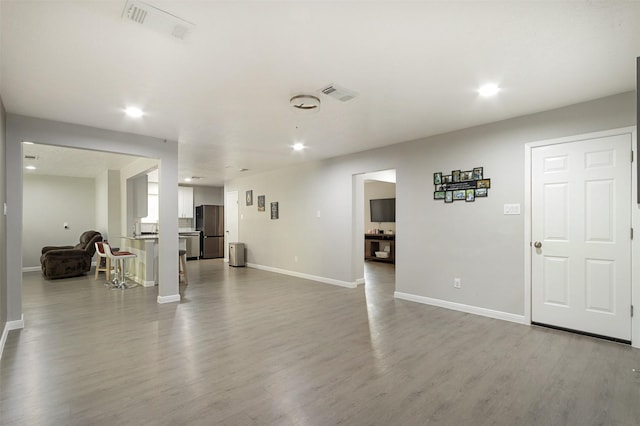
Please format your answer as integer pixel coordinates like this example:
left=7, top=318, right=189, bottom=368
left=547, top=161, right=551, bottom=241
left=102, top=242, right=137, bottom=290
left=179, top=249, right=188, bottom=285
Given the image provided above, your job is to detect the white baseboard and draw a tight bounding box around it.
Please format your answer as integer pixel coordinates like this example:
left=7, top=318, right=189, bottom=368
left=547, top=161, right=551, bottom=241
left=355, top=277, right=365, bottom=286
left=246, top=263, right=358, bottom=289
left=157, top=294, right=181, bottom=304
left=141, top=280, right=155, bottom=288
left=394, top=292, right=527, bottom=325
left=1, top=315, right=25, bottom=360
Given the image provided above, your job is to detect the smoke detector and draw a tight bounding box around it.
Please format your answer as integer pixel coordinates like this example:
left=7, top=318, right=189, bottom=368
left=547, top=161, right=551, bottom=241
left=122, top=0, right=195, bottom=40
left=320, top=84, right=358, bottom=102
left=290, top=95, right=320, bottom=112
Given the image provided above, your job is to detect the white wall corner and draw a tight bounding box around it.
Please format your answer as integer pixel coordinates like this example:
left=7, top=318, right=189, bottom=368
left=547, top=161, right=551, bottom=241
left=394, top=291, right=527, bottom=325
left=247, top=263, right=358, bottom=289
left=1, top=314, right=25, bottom=359
left=157, top=294, right=181, bottom=304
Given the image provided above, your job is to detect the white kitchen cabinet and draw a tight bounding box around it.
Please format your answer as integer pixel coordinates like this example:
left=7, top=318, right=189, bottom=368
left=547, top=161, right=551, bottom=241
left=178, top=186, right=194, bottom=218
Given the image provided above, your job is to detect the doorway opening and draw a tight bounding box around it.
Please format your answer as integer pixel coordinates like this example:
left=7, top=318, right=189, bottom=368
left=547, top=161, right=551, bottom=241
left=355, top=169, right=396, bottom=297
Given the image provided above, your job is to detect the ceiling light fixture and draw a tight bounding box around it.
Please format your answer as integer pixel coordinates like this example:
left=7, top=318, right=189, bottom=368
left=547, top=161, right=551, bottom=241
left=478, top=83, right=500, bottom=97
left=25, top=165, right=36, bottom=170
left=292, top=143, right=305, bottom=151
left=290, top=95, right=320, bottom=112
left=125, top=106, right=144, bottom=118
left=184, top=177, right=192, bottom=182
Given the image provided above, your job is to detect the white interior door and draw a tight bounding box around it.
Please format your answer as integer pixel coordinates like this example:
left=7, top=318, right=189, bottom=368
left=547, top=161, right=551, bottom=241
left=224, top=191, right=239, bottom=261
left=531, top=133, right=632, bottom=341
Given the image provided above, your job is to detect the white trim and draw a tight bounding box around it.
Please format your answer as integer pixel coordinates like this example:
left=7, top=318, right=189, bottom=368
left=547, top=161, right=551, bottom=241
left=631, top=129, right=639, bottom=348
left=157, top=294, right=181, bottom=304
left=141, top=280, right=155, bottom=288
left=355, top=277, right=365, bottom=286
left=1, top=315, right=25, bottom=359
left=394, top=292, right=527, bottom=325
left=247, top=263, right=358, bottom=289
left=524, top=126, right=637, bottom=346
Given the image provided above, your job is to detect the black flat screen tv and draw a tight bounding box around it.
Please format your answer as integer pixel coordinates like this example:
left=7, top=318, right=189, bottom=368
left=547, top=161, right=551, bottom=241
left=370, top=198, right=395, bottom=223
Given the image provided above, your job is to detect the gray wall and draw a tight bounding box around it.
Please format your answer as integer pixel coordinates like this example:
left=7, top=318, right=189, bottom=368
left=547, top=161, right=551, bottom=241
left=23, top=174, right=96, bottom=268
left=225, top=91, right=636, bottom=317
left=194, top=185, right=224, bottom=206
left=95, top=169, right=121, bottom=243
left=364, top=181, right=396, bottom=233
left=0, top=97, right=7, bottom=337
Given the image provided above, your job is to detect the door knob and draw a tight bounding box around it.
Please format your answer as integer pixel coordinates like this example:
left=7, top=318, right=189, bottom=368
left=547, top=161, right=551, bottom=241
left=534, top=241, right=542, bottom=248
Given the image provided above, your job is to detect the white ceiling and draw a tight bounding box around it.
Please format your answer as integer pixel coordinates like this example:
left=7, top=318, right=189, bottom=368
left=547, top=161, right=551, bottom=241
left=2, top=1, right=640, bottom=186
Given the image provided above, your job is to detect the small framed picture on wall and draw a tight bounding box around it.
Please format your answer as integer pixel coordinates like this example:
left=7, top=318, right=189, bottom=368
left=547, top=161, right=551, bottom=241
left=434, top=172, right=442, bottom=185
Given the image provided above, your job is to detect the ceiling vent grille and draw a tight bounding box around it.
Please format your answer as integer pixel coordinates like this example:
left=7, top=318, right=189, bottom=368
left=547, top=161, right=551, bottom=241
left=122, top=0, right=195, bottom=40
left=24, top=155, right=38, bottom=160
left=320, top=84, right=358, bottom=102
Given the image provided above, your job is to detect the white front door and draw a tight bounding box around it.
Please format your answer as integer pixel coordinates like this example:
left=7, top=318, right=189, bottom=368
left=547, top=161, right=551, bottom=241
left=224, top=191, right=239, bottom=261
left=531, top=133, right=632, bottom=341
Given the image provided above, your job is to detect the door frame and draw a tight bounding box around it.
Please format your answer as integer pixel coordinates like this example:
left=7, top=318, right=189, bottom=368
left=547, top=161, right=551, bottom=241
left=224, top=190, right=239, bottom=262
left=524, top=126, right=638, bottom=348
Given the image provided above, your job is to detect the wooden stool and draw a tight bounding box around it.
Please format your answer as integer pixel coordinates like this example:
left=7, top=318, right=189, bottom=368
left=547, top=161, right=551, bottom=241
left=179, top=249, right=188, bottom=285
left=95, top=242, right=115, bottom=282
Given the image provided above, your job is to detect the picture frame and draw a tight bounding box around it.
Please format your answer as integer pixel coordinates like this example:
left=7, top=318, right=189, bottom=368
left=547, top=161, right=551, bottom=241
left=472, top=167, right=483, bottom=180
left=443, top=175, right=452, bottom=183
left=434, top=191, right=445, bottom=200
left=477, top=179, right=491, bottom=189
left=246, top=190, right=253, bottom=206
left=270, top=202, right=279, bottom=219
left=452, top=170, right=461, bottom=183
left=445, top=191, right=453, bottom=203
left=433, top=172, right=442, bottom=185
left=453, top=189, right=465, bottom=200
left=461, top=170, right=473, bottom=181
left=475, top=188, right=488, bottom=197
left=466, top=188, right=475, bottom=202
left=257, top=195, right=265, bottom=211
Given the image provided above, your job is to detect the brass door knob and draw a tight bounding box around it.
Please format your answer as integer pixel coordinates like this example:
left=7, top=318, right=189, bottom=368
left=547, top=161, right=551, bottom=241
left=534, top=241, right=542, bottom=249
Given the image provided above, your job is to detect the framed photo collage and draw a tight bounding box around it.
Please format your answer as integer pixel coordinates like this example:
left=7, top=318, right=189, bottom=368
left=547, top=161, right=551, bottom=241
left=433, top=167, right=490, bottom=203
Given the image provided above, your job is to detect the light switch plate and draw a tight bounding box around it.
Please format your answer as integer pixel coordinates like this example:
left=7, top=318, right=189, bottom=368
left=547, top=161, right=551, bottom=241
left=504, top=204, right=521, bottom=215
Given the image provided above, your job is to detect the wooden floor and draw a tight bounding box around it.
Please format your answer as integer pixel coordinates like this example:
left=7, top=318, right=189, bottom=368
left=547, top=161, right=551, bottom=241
left=2, top=260, right=640, bottom=425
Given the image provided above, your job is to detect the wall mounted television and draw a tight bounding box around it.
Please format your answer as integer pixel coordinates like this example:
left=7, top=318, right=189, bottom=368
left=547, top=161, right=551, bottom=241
left=370, top=198, right=396, bottom=223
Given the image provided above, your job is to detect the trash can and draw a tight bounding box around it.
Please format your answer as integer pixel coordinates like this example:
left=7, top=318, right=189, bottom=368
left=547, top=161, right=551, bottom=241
left=229, top=242, right=245, bottom=267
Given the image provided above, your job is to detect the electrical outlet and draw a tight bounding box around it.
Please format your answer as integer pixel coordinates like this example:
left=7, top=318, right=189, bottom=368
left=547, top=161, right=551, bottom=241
left=454, top=278, right=461, bottom=289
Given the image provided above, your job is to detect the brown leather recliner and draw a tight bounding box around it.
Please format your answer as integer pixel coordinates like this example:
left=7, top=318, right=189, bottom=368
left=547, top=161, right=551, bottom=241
left=40, top=231, right=103, bottom=279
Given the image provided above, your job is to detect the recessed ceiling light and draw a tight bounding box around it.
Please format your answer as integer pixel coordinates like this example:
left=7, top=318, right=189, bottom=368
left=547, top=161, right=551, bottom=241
left=25, top=165, right=36, bottom=170
left=184, top=177, right=192, bottom=182
left=478, top=83, right=500, bottom=97
left=292, top=143, right=305, bottom=151
left=124, top=106, right=144, bottom=118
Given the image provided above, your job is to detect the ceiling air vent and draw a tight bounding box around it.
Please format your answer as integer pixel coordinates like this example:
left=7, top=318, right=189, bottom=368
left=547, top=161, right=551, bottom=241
left=320, top=84, right=358, bottom=102
left=24, top=155, right=38, bottom=160
left=122, top=0, right=195, bottom=40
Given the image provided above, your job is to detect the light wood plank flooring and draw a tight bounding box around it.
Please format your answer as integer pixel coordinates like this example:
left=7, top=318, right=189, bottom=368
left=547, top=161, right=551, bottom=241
left=2, top=260, right=640, bottom=425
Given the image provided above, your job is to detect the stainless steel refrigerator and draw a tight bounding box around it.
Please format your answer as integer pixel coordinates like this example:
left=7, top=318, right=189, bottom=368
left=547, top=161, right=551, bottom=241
left=195, top=205, right=224, bottom=259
